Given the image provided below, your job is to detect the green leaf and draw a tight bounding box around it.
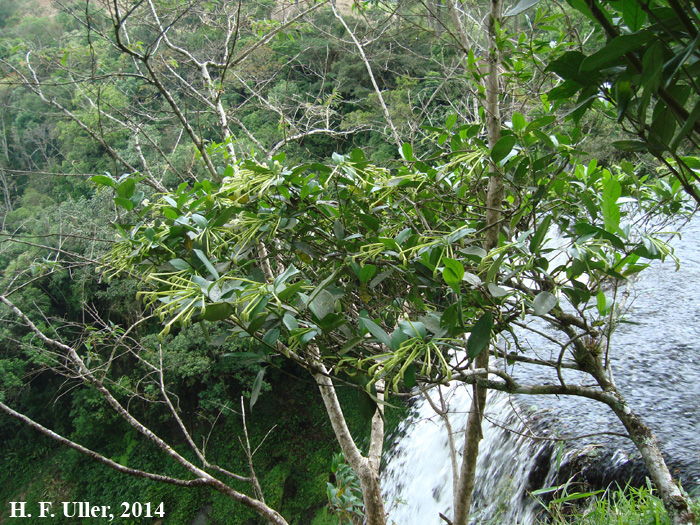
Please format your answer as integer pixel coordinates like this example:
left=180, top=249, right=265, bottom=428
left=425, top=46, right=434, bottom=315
left=359, top=264, right=378, bottom=284
left=273, top=264, right=300, bottom=291
left=193, top=249, right=220, bottom=280
left=169, top=258, right=191, bottom=271
left=530, top=215, right=552, bottom=254
left=662, top=34, right=700, bottom=89
left=292, top=240, right=318, bottom=259
left=359, top=317, right=393, bottom=349
left=276, top=281, right=304, bottom=302
left=90, top=175, right=116, bottom=187
left=487, top=283, right=509, bottom=297
left=401, top=142, right=414, bottom=161
left=602, top=175, right=622, bottom=233
left=512, top=112, right=527, bottom=132
left=283, top=313, right=298, bottom=331
left=163, top=207, right=179, bottom=220
left=309, top=290, right=335, bottom=320
left=404, top=363, right=416, bottom=388
left=442, top=257, right=465, bottom=290
left=533, top=291, right=558, bottom=316
left=491, top=135, right=517, bottom=164
left=116, top=178, right=136, bottom=199
left=641, top=42, right=664, bottom=94
left=596, top=290, right=610, bottom=315
left=250, top=368, right=265, bottom=409
left=247, top=312, right=268, bottom=334
left=614, top=80, right=634, bottom=123
left=467, top=312, right=493, bottom=359
left=580, top=33, right=652, bottom=71
left=340, top=336, right=363, bottom=355
left=262, top=329, right=280, bottom=347
left=574, top=223, right=626, bottom=250
left=650, top=105, right=676, bottom=147
left=200, top=302, right=234, bottom=322
left=370, top=269, right=394, bottom=288
left=621, top=0, right=645, bottom=32
left=398, top=320, right=427, bottom=340
left=114, top=197, right=134, bottom=211
left=611, top=140, right=648, bottom=152
left=546, top=52, right=591, bottom=85
left=391, top=327, right=409, bottom=350
left=333, top=219, right=345, bottom=240
left=671, top=98, right=700, bottom=151
left=306, top=268, right=340, bottom=308
left=192, top=214, right=208, bottom=229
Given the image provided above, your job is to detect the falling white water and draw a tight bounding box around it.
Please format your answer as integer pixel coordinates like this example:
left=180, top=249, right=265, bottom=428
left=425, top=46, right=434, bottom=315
left=382, top=386, right=554, bottom=525
left=382, top=217, right=700, bottom=524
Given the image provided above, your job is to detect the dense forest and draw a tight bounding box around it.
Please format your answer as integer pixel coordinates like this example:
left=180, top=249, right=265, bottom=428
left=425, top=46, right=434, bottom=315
left=1, top=0, right=699, bottom=523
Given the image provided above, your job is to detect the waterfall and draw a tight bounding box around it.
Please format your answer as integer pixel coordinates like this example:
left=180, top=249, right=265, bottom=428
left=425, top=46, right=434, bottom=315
left=382, top=387, right=555, bottom=525
left=381, top=217, right=700, bottom=524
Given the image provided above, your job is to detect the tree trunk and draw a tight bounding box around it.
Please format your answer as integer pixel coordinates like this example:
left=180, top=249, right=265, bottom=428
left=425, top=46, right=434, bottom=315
left=610, top=400, right=697, bottom=525
left=587, top=358, right=697, bottom=525
left=313, top=359, right=386, bottom=525
left=452, top=0, right=503, bottom=522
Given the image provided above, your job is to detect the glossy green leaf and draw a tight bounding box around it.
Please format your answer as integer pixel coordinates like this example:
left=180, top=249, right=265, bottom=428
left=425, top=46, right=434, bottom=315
left=276, top=281, right=304, bottom=302
left=169, top=258, right=190, bottom=271
left=602, top=175, right=622, bottom=233
left=250, top=368, right=265, bottom=409
left=580, top=33, right=652, bottom=71
left=262, top=329, right=280, bottom=347
left=359, top=317, right=393, bottom=349
left=193, top=249, right=220, bottom=280
left=546, top=51, right=590, bottom=85
left=641, top=42, right=664, bottom=94
left=512, top=112, right=527, bottom=132
left=612, top=140, right=648, bottom=152
left=398, top=320, right=427, bottom=340
left=467, top=312, right=493, bottom=359
left=309, top=289, right=335, bottom=320
left=340, top=336, right=363, bottom=355
left=401, top=142, right=414, bottom=161
left=90, top=175, right=116, bottom=187
left=116, top=178, right=136, bottom=199
left=442, top=257, right=465, bottom=290
left=487, top=283, right=509, bottom=297
left=403, top=363, right=416, bottom=388
left=274, top=264, right=300, bottom=291
left=622, top=0, right=645, bottom=32
left=614, top=80, right=633, bottom=123
left=200, top=302, right=234, bottom=322
left=491, top=135, right=517, bottom=164
left=283, top=313, right=298, bottom=331
left=530, top=215, right=552, bottom=254
left=192, top=213, right=208, bottom=229
left=114, top=197, right=134, bottom=211
left=359, top=264, right=378, bottom=284
left=596, top=290, right=611, bottom=315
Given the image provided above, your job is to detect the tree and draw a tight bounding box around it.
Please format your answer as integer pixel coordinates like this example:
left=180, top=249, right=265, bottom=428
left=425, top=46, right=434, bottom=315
left=2, top=0, right=699, bottom=524
left=506, top=0, right=700, bottom=204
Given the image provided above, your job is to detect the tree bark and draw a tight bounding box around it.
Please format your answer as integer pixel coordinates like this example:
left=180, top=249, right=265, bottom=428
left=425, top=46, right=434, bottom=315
left=584, top=356, right=697, bottom=525
left=605, top=392, right=697, bottom=525
left=312, top=355, right=386, bottom=525
left=452, top=0, right=503, bottom=522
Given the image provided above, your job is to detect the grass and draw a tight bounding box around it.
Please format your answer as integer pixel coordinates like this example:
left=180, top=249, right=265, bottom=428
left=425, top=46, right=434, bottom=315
left=534, top=480, right=699, bottom=525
